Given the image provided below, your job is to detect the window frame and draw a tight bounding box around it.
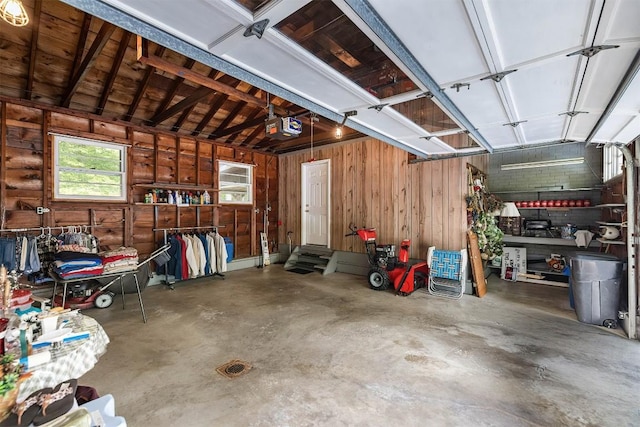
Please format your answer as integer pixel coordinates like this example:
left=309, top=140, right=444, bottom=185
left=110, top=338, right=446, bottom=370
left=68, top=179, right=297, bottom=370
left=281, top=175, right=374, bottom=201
left=217, top=160, right=254, bottom=205
left=602, top=144, right=623, bottom=183
left=53, top=134, right=128, bottom=202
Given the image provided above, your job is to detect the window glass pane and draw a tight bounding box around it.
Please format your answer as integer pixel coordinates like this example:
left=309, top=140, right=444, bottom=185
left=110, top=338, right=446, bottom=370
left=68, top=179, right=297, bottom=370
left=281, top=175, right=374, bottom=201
left=218, top=161, right=252, bottom=204
left=54, top=135, right=126, bottom=200
left=58, top=140, right=122, bottom=172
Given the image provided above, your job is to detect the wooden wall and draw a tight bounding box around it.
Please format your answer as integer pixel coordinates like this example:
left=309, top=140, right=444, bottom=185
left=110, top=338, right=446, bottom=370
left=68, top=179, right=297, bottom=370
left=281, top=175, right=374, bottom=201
left=278, top=137, right=488, bottom=259
left=0, top=98, right=278, bottom=259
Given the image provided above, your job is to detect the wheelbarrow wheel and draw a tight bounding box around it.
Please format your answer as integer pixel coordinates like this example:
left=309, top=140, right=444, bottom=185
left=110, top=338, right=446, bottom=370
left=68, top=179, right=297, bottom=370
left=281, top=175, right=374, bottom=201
left=368, top=267, right=390, bottom=291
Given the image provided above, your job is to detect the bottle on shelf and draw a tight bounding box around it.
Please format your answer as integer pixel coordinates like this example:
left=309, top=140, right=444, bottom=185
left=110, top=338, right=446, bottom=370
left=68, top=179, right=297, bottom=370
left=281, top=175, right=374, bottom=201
left=197, top=191, right=202, bottom=205
left=203, top=190, right=211, bottom=205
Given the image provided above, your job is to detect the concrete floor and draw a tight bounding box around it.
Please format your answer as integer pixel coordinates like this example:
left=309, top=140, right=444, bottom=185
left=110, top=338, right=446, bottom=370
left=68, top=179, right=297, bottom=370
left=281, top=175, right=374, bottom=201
left=79, top=266, right=639, bottom=426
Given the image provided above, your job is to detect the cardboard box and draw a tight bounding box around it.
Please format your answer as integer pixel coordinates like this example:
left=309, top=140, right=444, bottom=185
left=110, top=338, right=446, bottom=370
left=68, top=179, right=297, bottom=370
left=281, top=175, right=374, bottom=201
left=501, top=247, right=527, bottom=281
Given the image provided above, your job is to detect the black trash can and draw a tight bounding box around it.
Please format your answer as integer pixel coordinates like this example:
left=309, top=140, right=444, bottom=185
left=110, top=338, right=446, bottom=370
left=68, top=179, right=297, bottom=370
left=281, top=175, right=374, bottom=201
left=570, top=252, right=624, bottom=328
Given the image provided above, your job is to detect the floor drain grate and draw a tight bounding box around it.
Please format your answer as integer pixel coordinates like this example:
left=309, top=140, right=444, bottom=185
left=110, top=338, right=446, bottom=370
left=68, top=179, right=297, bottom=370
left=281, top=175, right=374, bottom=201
left=216, top=360, right=252, bottom=379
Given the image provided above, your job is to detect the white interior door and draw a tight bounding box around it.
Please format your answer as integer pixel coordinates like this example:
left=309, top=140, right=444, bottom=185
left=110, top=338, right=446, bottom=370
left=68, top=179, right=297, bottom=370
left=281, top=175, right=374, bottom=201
left=302, top=160, right=330, bottom=247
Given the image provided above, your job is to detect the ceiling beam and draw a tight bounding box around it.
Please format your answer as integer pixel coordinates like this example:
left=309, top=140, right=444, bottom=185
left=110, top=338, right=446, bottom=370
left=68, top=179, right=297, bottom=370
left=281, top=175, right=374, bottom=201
left=125, top=44, right=166, bottom=121
left=170, top=70, right=219, bottom=132
left=25, top=0, right=42, bottom=100
left=240, top=125, right=267, bottom=148
left=208, top=87, right=261, bottom=139
left=151, top=86, right=214, bottom=125
left=97, top=30, right=130, bottom=115
left=61, top=21, right=117, bottom=108
left=152, top=57, right=196, bottom=124
left=70, top=13, right=92, bottom=79
left=137, top=36, right=269, bottom=109
left=214, top=115, right=268, bottom=138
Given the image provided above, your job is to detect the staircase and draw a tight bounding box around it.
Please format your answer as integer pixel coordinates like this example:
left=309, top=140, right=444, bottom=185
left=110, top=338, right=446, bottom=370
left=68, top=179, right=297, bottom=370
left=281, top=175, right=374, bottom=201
left=284, top=245, right=336, bottom=275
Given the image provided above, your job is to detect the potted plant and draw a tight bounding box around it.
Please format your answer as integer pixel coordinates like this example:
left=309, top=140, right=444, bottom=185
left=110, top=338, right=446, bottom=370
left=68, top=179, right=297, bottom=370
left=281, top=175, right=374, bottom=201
left=0, top=354, right=27, bottom=421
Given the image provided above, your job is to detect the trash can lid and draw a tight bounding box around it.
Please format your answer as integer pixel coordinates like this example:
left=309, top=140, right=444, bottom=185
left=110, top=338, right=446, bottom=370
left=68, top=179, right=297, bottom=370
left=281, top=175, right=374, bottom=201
left=570, top=252, right=621, bottom=262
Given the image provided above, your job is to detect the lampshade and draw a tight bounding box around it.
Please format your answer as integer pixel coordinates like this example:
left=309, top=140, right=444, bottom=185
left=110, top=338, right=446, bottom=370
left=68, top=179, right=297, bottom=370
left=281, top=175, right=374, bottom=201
left=0, top=0, right=29, bottom=27
left=500, top=202, right=521, bottom=217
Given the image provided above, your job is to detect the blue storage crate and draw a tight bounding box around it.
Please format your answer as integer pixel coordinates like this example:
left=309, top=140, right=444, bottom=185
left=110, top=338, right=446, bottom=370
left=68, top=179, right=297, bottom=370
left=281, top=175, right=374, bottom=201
left=224, top=237, right=233, bottom=263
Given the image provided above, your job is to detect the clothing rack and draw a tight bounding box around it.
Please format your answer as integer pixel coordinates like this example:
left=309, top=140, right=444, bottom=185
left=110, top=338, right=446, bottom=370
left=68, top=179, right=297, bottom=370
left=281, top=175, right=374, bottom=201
left=152, top=225, right=224, bottom=245
left=0, top=225, right=99, bottom=234
left=152, top=225, right=226, bottom=289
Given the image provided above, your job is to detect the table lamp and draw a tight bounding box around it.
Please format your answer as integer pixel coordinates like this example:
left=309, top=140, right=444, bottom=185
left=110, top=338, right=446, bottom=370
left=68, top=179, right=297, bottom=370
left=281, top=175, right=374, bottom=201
left=500, top=202, right=521, bottom=235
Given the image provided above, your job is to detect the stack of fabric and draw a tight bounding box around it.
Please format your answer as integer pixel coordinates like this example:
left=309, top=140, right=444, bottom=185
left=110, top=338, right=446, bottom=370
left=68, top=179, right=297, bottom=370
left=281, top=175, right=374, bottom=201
left=100, top=247, right=138, bottom=274
left=52, top=251, right=103, bottom=279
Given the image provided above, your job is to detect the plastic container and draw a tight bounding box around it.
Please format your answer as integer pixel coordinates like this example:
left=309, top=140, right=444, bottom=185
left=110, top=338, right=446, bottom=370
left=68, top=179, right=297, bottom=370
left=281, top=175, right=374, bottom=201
left=570, top=253, right=624, bottom=328
left=224, top=237, right=233, bottom=263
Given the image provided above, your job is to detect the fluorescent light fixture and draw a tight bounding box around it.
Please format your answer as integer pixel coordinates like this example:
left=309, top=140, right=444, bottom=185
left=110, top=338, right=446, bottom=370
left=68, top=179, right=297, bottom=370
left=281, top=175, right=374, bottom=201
left=501, top=157, right=584, bottom=171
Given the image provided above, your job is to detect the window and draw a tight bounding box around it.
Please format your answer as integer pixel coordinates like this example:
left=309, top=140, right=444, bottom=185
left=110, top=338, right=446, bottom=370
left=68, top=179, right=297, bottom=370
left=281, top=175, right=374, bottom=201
left=53, top=135, right=127, bottom=201
left=218, top=160, right=253, bottom=204
left=602, top=144, right=623, bottom=182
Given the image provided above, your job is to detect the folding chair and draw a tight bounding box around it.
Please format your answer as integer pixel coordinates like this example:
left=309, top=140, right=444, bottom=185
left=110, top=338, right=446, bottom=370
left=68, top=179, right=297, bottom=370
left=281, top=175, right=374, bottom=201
left=426, top=247, right=467, bottom=299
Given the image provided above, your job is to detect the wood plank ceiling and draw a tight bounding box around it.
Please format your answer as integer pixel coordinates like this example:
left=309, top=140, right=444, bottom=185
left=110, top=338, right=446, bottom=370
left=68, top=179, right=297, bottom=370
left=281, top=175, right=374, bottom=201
left=0, top=0, right=363, bottom=154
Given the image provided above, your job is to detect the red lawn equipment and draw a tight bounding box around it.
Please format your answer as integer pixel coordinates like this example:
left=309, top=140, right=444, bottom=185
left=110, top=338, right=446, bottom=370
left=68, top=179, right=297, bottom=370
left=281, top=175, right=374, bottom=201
left=345, top=224, right=428, bottom=296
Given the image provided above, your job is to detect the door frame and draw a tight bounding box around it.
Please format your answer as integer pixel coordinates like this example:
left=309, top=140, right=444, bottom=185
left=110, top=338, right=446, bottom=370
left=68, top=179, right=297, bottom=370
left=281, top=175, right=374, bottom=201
left=301, top=159, right=331, bottom=247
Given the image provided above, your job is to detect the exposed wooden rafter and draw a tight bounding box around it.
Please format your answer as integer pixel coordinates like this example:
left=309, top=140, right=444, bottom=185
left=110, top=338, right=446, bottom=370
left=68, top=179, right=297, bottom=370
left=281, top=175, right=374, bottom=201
left=25, top=0, right=42, bottom=100
left=151, top=86, right=215, bottom=125
left=208, top=87, right=261, bottom=140
left=61, top=21, right=117, bottom=108
left=97, top=30, right=131, bottom=114
left=241, top=125, right=267, bottom=148
left=214, top=115, right=268, bottom=138
left=126, top=45, right=166, bottom=120
left=70, top=13, right=92, bottom=78
left=136, top=36, right=279, bottom=111
left=152, top=57, right=196, bottom=124
left=171, top=70, right=219, bottom=132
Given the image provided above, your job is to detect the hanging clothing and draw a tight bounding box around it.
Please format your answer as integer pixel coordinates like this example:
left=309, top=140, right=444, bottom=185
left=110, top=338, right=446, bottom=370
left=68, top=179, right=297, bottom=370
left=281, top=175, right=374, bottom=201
left=0, top=237, right=17, bottom=271
left=191, top=235, right=207, bottom=277
left=198, top=234, right=211, bottom=275
left=206, top=234, right=217, bottom=275
left=22, top=237, right=41, bottom=275
left=213, top=233, right=228, bottom=273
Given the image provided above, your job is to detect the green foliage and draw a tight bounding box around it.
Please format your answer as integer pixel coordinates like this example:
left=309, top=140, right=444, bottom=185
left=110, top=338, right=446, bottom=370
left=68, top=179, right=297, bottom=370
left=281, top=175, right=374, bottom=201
left=56, top=139, right=124, bottom=198
left=0, top=354, right=23, bottom=396
left=472, top=212, right=504, bottom=260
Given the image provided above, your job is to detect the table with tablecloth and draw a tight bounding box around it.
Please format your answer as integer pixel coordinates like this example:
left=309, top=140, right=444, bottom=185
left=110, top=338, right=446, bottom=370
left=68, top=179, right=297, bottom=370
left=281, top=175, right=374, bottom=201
left=17, top=314, right=109, bottom=401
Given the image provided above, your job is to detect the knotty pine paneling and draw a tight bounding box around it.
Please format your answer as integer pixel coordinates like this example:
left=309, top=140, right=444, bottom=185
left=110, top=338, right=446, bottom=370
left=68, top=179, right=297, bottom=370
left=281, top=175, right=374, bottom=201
left=278, top=138, right=471, bottom=258
left=1, top=99, right=276, bottom=259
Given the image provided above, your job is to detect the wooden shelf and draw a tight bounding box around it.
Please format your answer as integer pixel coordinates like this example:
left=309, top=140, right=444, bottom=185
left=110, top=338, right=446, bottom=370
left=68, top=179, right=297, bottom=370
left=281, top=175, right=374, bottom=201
left=133, top=183, right=218, bottom=192
left=595, top=221, right=626, bottom=226
left=493, top=187, right=599, bottom=194
left=134, top=203, right=220, bottom=207
left=595, top=203, right=625, bottom=208
left=503, top=235, right=596, bottom=247
left=518, top=207, right=597, bottom=211
left=596, top=238, right=625, bottom=245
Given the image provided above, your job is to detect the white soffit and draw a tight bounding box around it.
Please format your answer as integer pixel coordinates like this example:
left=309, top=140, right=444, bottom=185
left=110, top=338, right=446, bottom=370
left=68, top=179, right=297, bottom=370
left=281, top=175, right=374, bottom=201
left=484, top=0, right=595, bottom=67
left=570, top=113, right=603, bottom=141
left=577, top=47, right=638, bottom=111
left=366, top=0, right=488, bottom=84
left=101, top=0, right=239, bottom=49
left=476, top=124, right=519, bottom=149
left=446, top=82, right=509, bottom=128
left=506, top=58, right=580, bottom=119
left=520, top=115, right=566, bottom=144
left=220, top=33, right=369, bottom=113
